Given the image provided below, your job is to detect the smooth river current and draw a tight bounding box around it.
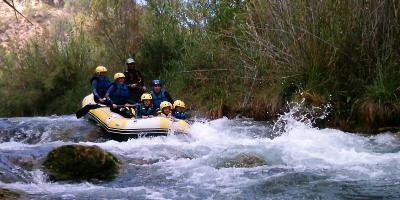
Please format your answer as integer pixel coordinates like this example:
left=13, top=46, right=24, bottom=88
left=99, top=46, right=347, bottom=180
left=0, top=109, right=399, bottom=199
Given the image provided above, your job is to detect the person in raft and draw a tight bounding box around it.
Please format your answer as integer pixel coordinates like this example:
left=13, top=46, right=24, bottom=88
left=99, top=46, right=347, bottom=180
left=136, top=93, right=157, bottom=119
left=105, top=73, right=136, bottom=118
left=150, top=79, right=173, bottom=110
left=159, top=101, right=173, bottom=118
left=172, top=100, right=187, bottom=120
left=90, top=66, right=111, bottom=104
left=124, top=58, right=146, bottom=103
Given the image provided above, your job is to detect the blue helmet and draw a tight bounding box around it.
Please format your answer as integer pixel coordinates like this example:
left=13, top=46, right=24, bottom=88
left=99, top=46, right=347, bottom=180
left=152, top=79, right=162, bottom=86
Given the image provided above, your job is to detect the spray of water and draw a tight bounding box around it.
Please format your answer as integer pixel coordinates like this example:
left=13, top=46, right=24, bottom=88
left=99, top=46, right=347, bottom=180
left=273, top=97, right=332, bottom=136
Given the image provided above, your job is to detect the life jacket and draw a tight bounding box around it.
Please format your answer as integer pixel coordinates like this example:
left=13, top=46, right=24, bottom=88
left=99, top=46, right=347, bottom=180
left=90, top=75, right=111, bottom=98
left=159, top=112, right=172, bottom=118
left=151, top=89, right=167, bottom=109
left=173, top=111, right=186, bottom=120
left=109, top=82, right=130, bottom=105
left=137, top=103, right=157, bottom=118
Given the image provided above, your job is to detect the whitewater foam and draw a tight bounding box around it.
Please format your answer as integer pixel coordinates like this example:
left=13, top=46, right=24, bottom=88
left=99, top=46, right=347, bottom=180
left=1, top=111, right=399, bottom=199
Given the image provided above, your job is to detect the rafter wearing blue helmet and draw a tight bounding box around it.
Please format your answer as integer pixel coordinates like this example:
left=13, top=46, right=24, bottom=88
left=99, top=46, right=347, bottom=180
left=150, top=79, right=173, bottom=110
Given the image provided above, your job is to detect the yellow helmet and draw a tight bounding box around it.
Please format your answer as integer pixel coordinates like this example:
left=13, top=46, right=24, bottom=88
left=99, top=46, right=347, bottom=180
left=160, top=101, right=172, bottom=110
left=141, top=93, right=152, bottom=101
left=173, top=100, right=185, bottom=108
left=95, top=66, right=107, bottom=73
left=113, top=73, right=125, bottom=80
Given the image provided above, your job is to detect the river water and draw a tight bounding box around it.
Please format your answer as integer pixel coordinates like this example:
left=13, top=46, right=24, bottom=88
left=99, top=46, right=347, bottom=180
left=0, top=110, right=399, bottom=199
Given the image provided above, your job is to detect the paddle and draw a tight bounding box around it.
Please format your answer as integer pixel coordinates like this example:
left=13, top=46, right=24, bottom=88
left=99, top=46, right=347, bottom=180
left=76, top=104, right=107, bottom=119
left=76, top=103, right=139, bottom=119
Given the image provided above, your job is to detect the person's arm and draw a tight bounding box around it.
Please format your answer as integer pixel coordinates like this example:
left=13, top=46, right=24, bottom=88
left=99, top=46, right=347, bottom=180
left=137, top=71, right=144, bottom=87
left=105, top=85, right=115, bottom=105
left=123, top=71, right=130, bottom=84
left=91, top=79, right=100, bottom=99
left=155, top=107, right=160, bottom=114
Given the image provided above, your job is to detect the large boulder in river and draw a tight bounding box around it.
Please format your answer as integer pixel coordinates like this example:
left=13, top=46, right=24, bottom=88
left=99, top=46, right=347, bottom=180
left=43, top=144, right=119, bottom=181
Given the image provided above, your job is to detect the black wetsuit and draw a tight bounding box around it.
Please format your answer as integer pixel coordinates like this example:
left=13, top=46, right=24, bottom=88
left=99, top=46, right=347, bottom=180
left=124, top=69, right=144, bottom=103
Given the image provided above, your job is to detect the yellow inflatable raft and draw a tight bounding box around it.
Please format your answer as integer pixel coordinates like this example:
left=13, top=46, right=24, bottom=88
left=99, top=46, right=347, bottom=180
left=81, top=94, right=189, bottom=139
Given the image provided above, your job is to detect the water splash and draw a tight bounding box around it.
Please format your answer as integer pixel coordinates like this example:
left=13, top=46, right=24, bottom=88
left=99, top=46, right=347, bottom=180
left=272, top=98, right=331, bottom=137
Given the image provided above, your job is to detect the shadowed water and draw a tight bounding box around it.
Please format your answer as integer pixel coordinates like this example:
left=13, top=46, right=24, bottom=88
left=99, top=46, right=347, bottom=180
left=0, top=113, right=399, bottom=199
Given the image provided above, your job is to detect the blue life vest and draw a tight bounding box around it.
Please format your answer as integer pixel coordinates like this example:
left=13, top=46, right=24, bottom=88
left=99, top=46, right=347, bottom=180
left=90, top=75, right=111, bottom=98
left=110, top=82, right=130, bottom=105
left=151, top=89, right=167, bottom=109
left=173, top=111, right=186, bottom=120
left=136, top=103, right=157, bottom=118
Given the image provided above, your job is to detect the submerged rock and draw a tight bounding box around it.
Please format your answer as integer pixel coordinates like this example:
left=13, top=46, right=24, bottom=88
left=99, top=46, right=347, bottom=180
left=130, top=158, right=160, bottom=165
left=43, top=144, right=119, bottom=181
left=0, top=168, right=31, bottom=184
left=10, top=156, right=36, bottom=171
left=0, top=188, right=21, bottom=200
left=218, top=153, right=267, bottom=168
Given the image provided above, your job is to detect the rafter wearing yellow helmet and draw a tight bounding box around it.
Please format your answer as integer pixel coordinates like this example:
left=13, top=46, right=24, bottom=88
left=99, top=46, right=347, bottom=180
left=113, top=73, right=125, bottom=80
left=159, top=101, right=173, bottom=118
left=95, top=66, right=108, bottom=74
left=105, top=72, right=135, bottom=118
left=91, top=66, right=111, bottom=103
left=172, top=100, right=187, bottom=120
left=141, top=93, right=152, bottom=101
left=136, top=93, right=157, bottom=119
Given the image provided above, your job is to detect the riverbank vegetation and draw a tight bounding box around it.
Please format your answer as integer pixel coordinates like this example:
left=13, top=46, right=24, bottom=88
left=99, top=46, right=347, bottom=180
left=0, top=0, right=399, bottom=133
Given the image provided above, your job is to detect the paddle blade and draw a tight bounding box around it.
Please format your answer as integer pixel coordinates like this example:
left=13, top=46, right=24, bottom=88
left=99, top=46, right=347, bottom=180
left=75, top=104, right=102, bottom=118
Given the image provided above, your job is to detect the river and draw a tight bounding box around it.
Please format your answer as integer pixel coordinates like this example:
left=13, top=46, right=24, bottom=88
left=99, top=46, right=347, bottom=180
left=0, top=109, right=399, bottom=199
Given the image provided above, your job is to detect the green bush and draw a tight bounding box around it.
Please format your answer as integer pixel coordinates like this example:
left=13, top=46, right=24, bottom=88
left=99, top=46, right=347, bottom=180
left=0, top=25, right=94, bottom=116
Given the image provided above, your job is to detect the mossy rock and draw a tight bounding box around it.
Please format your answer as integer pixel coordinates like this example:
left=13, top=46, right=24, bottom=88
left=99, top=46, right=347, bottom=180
left=0, top=188, right=21, bottom=200
left=43, top=144, right=119, bottom=181
left=218, top=153, right=267, bottom=168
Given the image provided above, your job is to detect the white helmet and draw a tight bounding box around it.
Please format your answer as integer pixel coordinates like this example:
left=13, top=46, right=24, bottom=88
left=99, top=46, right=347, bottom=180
left=126, top=58, right=135, bottom=64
